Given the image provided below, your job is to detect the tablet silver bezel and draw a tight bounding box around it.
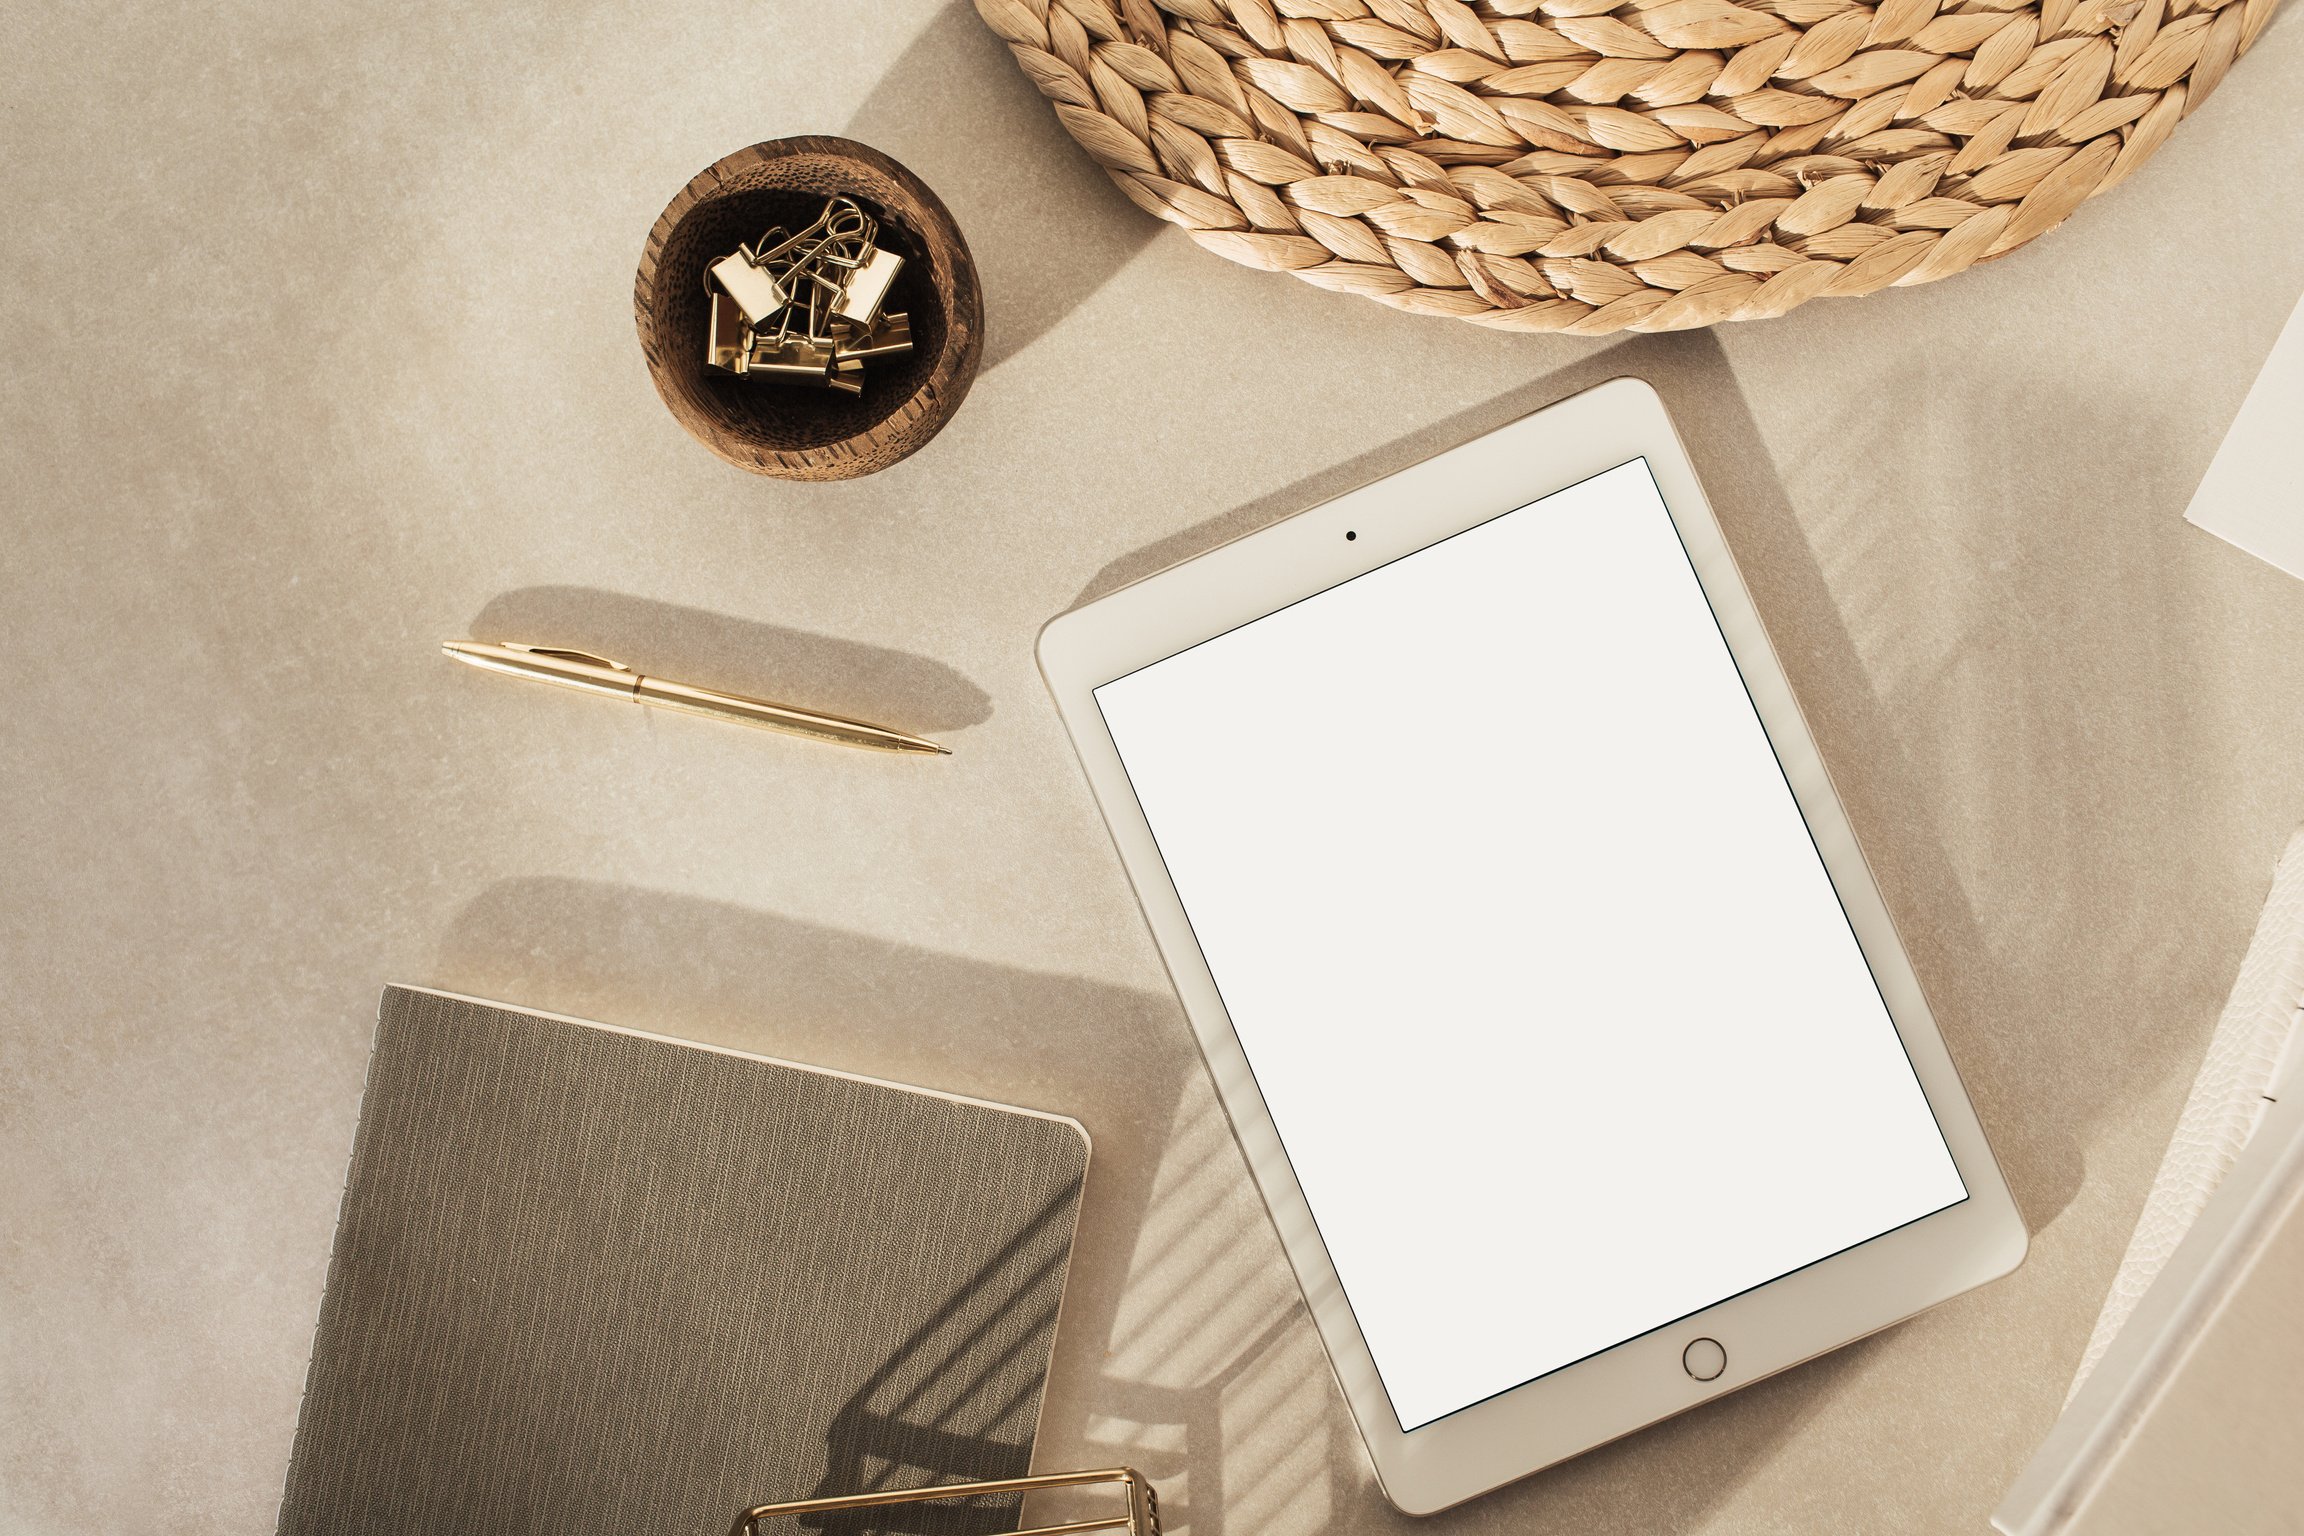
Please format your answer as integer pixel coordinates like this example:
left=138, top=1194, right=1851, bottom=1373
left=1036, top=377, right=2026, bottom=1515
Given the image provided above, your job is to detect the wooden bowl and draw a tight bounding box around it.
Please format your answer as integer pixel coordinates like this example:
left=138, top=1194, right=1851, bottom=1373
left=636, top=138, right=984, bottom=481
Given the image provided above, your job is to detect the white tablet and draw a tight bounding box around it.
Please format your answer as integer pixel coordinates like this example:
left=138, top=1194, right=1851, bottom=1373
left=1037, top=379, right=2026, bottom=1514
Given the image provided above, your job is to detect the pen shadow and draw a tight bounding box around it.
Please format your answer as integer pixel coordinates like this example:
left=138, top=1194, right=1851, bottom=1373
left=466, top=586, right=992, bottom=735
left=844, top=1, right=1159, bottom=375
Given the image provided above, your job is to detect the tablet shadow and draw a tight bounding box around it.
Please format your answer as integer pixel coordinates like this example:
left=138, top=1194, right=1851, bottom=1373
left=1043, top=1074, right=1883, bottom=1536
left=1045, top=332, right=2086, bottom=1529
left=845, top=2, right=1159, bottom=373
left=1063, top=329, right=2085, bottom=1242
left=468, top=586, right=992, bottom=734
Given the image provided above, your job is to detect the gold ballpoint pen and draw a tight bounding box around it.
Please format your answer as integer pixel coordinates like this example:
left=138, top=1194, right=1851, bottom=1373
left=441, top=641, right=949, bottom=756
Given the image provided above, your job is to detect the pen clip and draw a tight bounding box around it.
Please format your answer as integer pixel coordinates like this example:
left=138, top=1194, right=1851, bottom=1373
left=504, top=644, right=632, bottom=672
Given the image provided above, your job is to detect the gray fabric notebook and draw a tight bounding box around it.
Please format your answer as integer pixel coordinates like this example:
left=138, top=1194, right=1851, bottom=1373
left=276, top=986, right=1090, bottom=1536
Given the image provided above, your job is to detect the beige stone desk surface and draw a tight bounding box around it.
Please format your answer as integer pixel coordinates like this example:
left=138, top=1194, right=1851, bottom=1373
left=5, top=3, right=2303, bottom=1532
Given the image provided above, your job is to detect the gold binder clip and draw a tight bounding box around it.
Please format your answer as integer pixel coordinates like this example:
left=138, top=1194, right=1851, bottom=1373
left=704, top=289, right=751, bottom=374
left=729, top=1467, right=1160, bottom=1536
left=835, top=311, right=912, bottom=364
left=755, top=199, right=872, bottom=283
left=830, top=243, right=903, bottom=330
left=745, top=334, right=838, bottom=384
left=707, top=252, right=787, bottom=328
left=703, top=194, right=907, bottom=395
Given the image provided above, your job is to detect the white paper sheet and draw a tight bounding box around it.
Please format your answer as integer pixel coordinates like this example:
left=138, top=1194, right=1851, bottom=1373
left=2186, top=293, right=2304, bottom=580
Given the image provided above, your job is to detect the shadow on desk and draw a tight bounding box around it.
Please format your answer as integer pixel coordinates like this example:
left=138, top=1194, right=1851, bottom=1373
left=1061, top=329, right=2088, bottom=1257
left=811, top=1183, right=1087, bottom=1536
left=438, top=322, right=2122, bottom=1522
left=845, top=1, right=1158, bottom=375
left=436, top=880, right=1220, bottom=1514
left=466, top=587, right=993, bottom=735
left=429, top=878, right=1909, bottom=1534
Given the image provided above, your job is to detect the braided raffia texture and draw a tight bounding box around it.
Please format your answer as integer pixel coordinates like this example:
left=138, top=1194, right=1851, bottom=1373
left=975, top=0, right=2278, bottom=331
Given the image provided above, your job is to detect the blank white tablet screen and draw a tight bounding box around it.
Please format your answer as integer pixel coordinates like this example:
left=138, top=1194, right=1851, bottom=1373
left=1093, top=459, right=1966, bottom=1432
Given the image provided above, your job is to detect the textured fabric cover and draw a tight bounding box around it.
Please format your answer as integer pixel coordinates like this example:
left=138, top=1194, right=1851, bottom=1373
left=275, top=987, right=1088, bottom=1536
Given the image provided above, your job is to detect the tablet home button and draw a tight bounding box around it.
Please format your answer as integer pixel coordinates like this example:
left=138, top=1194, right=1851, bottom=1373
left=1682, top=1337, right=1727, bottom=1382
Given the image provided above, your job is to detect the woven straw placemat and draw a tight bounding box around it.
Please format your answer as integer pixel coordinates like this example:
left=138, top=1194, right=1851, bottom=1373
left=976, top=0, right=2279, bottom=332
